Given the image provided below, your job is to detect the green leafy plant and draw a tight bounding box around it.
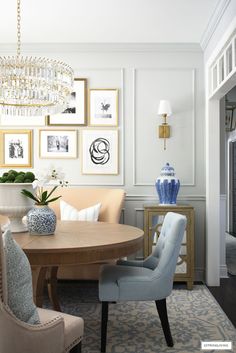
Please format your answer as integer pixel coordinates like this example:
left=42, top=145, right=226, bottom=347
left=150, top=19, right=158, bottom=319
left=0, top=170, right=35, bottom=183
left=21, top=185, right=61, bottom=206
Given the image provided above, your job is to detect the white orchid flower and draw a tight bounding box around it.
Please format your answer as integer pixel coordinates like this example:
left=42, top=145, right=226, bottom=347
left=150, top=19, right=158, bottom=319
left=22, top=167, right=68, bottom=206
left=33, top=167, right=68, bottom=189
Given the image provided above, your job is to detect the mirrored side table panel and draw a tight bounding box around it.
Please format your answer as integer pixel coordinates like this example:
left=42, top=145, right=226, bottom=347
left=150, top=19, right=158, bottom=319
left=144, top=204, right=194, bottom=289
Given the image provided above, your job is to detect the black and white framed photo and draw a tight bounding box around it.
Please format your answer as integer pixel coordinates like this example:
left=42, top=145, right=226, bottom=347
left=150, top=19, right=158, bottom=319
left=89, top=89, right=118, bottom=127
left=47, top=78, right=87, bottom=126
left=39, top=130, right=77, bottom=158
left=81, top=129, right=118, bottom=174
left=0, top=130, right=32, bottom=167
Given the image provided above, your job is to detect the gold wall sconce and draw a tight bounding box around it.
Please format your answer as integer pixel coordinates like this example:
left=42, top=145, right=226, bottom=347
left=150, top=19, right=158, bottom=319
left=158, top=100, right=172, bottom=150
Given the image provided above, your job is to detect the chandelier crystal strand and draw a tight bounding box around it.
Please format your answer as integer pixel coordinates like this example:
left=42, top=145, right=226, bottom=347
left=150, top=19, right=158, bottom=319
left=17, top=0, right=21, bottom=57
left=0, top=0, right=74, bottom=116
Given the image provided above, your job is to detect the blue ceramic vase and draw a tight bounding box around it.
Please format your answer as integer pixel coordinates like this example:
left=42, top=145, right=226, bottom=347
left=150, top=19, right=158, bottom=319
left=155, top=163, right=180, bottom=205
left=27, top=205, right=56, bottom=235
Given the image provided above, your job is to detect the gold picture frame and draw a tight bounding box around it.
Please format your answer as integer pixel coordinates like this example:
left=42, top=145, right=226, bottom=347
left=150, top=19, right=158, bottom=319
left=0, top=130, right=32, bottom=168
left=39, top=129, right=78, bottom=159
left=81, top=128, right=119, bottom=175
left=47, top=78, right=87, bottom=126
left=88, top=88, right=118, bottom=127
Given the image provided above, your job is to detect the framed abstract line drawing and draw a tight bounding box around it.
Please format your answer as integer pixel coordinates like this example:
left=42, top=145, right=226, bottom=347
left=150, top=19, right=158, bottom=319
left=47, top=78, right=87, bottom=126
left=0, top=130, right=32, bottom=168
left=81, top=129, right=118, bottom=174
left=89, top=89, right=118, bottom=127
left=39, top=130, right=77, bottom=158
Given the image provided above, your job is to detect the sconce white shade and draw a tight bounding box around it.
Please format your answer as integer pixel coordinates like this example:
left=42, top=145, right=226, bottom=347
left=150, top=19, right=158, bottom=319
left=158, top=100, right=172, bottom=116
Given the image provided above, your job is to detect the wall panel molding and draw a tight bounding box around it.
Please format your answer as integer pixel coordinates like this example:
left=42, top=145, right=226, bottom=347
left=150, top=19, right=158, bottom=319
left=0, top=43, right=202, bottom=54
left=134, top=208, right=145, bottom=228
left=132, top=67, right=196, bottom=186
left=125, top=194, right=206, bottom=202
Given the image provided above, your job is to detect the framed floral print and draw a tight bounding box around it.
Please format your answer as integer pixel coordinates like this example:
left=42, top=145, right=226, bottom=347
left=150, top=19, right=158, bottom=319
left=89, top=89, right=118, bottom=127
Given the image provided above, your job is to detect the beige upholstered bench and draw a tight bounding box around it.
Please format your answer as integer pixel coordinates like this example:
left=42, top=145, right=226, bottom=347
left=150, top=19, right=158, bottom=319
left=50, top=187, right=125, bottom=280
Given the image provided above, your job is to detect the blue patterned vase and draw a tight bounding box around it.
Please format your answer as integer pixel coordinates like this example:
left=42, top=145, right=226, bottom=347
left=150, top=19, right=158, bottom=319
left=155, top=163, right=180, bottom=205
left=27, top=205, right=56, bottom=235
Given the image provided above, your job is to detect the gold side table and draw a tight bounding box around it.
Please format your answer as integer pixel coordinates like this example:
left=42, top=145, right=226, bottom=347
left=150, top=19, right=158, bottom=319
left=144, top=204, right=195, bottom=290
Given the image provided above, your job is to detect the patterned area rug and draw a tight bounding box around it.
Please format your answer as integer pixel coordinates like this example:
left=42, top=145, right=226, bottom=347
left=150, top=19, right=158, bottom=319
left=44, top=282, right=236, bottom=353
left=226, top=233, right=236, bottom=275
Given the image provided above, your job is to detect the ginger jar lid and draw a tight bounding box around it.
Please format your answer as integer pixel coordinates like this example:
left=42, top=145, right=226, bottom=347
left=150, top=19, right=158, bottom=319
left=160, top=163, right=175, bottom=177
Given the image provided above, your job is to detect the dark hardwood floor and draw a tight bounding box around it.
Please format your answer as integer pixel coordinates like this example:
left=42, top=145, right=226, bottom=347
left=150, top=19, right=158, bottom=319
left=208, top=274, right=236, bottom=327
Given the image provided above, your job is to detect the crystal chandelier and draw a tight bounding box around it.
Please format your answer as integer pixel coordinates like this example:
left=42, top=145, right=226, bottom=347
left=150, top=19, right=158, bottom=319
left=0, top=0, right=74, bottom=116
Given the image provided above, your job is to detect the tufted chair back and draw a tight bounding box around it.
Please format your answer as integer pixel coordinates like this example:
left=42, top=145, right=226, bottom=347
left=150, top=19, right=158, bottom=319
left=153, top=212, right=186, bottom=272
left=99, top=212, right=187, bottom=351
left=142, top=212, right=186, bottom=298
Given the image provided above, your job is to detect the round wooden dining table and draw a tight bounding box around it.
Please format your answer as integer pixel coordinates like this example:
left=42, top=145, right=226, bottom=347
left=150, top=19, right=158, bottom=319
left=13, top=220, right=144, bottom=311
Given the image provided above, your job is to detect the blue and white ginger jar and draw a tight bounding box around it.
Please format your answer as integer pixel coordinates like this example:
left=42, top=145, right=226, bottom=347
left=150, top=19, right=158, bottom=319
left=155, top=163, right=180, bottom=205
left=27, top=205, right=56, bottom=235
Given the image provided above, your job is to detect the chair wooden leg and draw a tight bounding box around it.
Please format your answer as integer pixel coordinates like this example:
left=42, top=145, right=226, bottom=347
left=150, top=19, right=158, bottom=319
left=69, top=341, right=82, bottom=353
left=155, top=299, right=174, bottom=347
left=101, top=302, right=109, bottom=353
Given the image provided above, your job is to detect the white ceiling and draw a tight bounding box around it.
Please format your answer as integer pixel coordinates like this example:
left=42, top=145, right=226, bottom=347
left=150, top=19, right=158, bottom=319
left=0, top=0, right=220, bottom=44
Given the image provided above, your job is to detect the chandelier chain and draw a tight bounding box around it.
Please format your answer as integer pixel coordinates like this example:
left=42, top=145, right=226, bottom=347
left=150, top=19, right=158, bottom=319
left=17, top=0, right=21, bottom=57
left=0, top=0, right=74, bottom=116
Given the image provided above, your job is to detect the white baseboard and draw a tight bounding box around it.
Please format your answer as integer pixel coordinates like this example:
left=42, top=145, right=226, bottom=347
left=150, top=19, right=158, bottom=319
left=194, top=266, right=228, bottom=281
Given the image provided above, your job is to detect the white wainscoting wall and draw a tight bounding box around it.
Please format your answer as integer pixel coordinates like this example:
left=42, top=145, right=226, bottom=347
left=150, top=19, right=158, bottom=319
left=0, top=43, right=206, bottom=280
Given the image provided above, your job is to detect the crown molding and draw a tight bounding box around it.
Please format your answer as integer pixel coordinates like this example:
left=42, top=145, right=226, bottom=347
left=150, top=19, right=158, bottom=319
left=0, top=42, right=202, bottom=54
left=200, top=0, right=231, bottom=50
left=125, top=195, right=206, bottom=202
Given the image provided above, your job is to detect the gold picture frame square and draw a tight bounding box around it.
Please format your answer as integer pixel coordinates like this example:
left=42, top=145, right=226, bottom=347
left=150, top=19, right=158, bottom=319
left=39, top=129, right=77, bottom=159
left=89, top=89, right=118, bottom=127
left=47, top=78, right=87, bottom=126
left=0, top=130, right=33, bottom=168
left=81, top=128, right=119, bottom=175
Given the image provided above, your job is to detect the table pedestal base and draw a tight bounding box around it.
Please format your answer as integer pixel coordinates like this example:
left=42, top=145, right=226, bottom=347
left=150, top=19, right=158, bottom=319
left=32, top=266, right=61, bottom=312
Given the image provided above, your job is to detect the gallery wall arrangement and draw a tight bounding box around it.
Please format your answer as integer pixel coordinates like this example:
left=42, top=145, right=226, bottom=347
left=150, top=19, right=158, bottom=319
left=0, top=78, right=120, bottom=177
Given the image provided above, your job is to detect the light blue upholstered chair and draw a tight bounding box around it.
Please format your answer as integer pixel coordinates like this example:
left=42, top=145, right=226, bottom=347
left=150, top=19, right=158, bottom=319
left=99, top=212, right=187, bottom=352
